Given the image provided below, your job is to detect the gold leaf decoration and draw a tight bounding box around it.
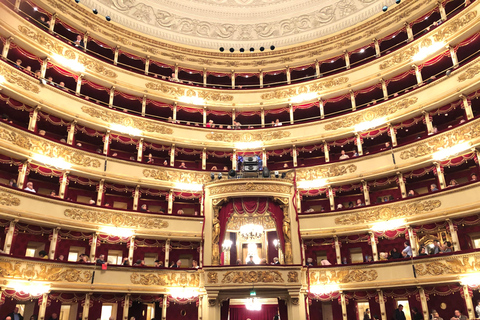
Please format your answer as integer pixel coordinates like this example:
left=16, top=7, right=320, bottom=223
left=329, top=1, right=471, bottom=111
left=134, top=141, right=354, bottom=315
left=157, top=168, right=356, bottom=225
left=414, top=255, right=480, bottom=276
left=226, top=212, right=276, bottom=231
left=0, top=126, right=101, bottom=168
left=433, top=11, right=477, bottom=42
left=209, top=182, right=291, bottom=195
left=0, top=192, right=21, bottom=206
left=145, top=82, right=186, bottom=96
left=131, top=272, right=199, bottom=286
left=77, top=56, right=117, bottom=78
left=287, top=271, right=299, bottom=283
left=81, top=106, right=173, bottom=134
left=64, top=208, right=169, bottom=229
left=457, top=62, right=480, bottom=82
left=18, top=25, right=65, bottom=54
left=324, top=97, right=418, bottom=131
left=206, top=131, right=290, bottom=143
left=334, top=200, right=441, bottom=225
left=0, top=65, right=40, bottom=93
left=400, top=120, right=480, bottom=160
left=260, top=77, right=348, bottom=100
left=295, top=164, right=357, bottom=181
left=310, top=269, right=378, bottom=284
left=207, top=272, right=218, bottom=284
left=0, top=261, right=92, bottom=282
left=221, top=270, right=284, bottom=283
left=143, top=169, right=210, bottom=184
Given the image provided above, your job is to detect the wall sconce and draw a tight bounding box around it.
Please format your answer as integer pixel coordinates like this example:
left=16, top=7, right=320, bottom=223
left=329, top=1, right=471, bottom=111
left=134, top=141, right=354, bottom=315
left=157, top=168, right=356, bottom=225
left=222, top=240, right=232, bottom=251
left=273, top=239, right=280, bottom=250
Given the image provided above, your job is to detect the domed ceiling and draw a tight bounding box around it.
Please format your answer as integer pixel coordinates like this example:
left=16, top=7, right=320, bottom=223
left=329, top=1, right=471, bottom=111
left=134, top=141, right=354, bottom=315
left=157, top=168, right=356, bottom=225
left=87, top=0, right=386, bottom=50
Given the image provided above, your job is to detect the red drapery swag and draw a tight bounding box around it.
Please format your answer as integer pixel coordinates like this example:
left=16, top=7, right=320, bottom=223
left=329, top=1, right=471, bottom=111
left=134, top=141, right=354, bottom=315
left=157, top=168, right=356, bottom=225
left=218, top=198, right=285, bottom=253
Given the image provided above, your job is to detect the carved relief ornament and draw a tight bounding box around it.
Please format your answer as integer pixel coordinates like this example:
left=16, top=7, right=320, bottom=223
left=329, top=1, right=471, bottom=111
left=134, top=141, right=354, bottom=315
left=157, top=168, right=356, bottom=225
left=334, top=200, right=441, bottom=225
left=458, top=61, right=480, bottom=82
left=64, top=208, right=169, bottom=229
left=295, top=164, right=357, bottom=181
left=221, top=270, right=284, bottom=283
left=143, top=168, right=210, bottom=184
left=226, top=212, right=276, bottom=231
left=0, top=65, right=40, bottom=93
left=414, top=255, right=480, bottom=276
left=260, top=77, right=348, bottom=100
left=130, top=272, right=199, bottom=286
left=0, top=192, right=21, bottom=206
left=145, top=82, right=233, bottom=102
left=309, top=269, right=378, bottom=284
left=0, top=260, right=92, bottom=282
left=209, top=182, right=291, bottom=195
left=205, top=130, right=291, bottom=143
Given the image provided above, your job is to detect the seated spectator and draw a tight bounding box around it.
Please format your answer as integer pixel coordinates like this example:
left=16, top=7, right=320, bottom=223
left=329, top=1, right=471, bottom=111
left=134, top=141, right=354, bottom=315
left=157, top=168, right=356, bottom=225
left=275, top=119, right=282, bottom=126
left=177, top=209, right=184, bottom=215
left=140, top=204, right=150, bottom=212
left=389, top=248, right=401, bottom=259
left=122, top=257, right=130, bottom=266
left=304, top=207, right=315, bottom=213
left=50, top=190, right=59, bottom=198
left=336, top=203, right=343, bottom=210
left=347, top=201, right=354, bottom=209
left=305, top=257, right=314, bottom=267
left=46, top=76, right=54, bottom=85
left=450, top=310, right=467, bottom=320
left=96, top=254, right=107, bottom=264
left=443, top=241, right=453, bottom=253
left=419, top=247, right=428, bottom=256
left=382, top=196, right=389, bottom=203
left=381, top=142, right=391, bottom=151
left=321, top=259, right=332, bottom=265
left=2, top=114, right=13, bottom=123
left=223, top=166, right=228, bottom=171
left=146, top=153, right=154, bottom=164
left=431, top=311, right=443, bottom=320
left=133, top=259, right=146, bottom=266
left=352, top=150, right=359, bottom=157
left=430, top=184, right=439, bottom=192
left=283, top=163, right=289, bottom=168
left=9, top=179, right=18, bottom=188
left=179, top=162, right=187, bottom=168
left=89, top=199, right=96, bottom=205
left=271, top=257, right=280, bottom=265
left=448, top=179, right=458, bottom=187
left=39, top=250, right=48, bottom=259
left=14, top=59, right=22, bottom=69
left=170, top=259, right=182, bottom=268
left=407, top=190, right=415, bottom=197
left=271, top=121, right=275, bottom=127
left=24, top=181, right=36, bottom=193
left=211, top=166, right=218, bottom=171
left=236, top=259, right=242, bottom=265
left=192, top=260, right=199, bottom=268
left=163, top=159, right=168, bottom=166
left=154, top=260, right=163, bottom=267
left=339, top=150, right=349, bottom=160
left=57, top=254, right=64, bottom=261
left=74, top=34, right=84, bottom=48
left=206, top=120, right=214, bottom=128
left=39, top=15, right=50, bottom=27
left=364, top=255, right=373, bottom=262
left=34, top=70, right=41, bottom=78
left=342, top=257, right=348, bottom=264
left=58, top=82, right=67, bottom=90
left=471, top=173, right=477, bottom=181
left=39, top=130, right=46, bottom=136
left=104, top=202, right=111, bottom=207
left=25, top=66, right=32, bottom=74
left=402, top=241, right=412, bottom=258
left=259, top=258, right=267, bottom=265
left=379, top=252, right=388, bottom=260
left=433, top=239, right=442, bottom=254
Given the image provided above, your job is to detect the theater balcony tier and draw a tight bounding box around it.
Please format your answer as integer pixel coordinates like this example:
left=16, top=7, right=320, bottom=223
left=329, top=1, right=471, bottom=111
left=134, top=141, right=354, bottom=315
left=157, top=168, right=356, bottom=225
left=0, top=1, right=478, bottom=108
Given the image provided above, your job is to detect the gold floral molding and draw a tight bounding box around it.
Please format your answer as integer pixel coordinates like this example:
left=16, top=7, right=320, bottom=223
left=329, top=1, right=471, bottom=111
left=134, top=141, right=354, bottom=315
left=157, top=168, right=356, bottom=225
left=207, top=272, right=218, bottom=284
left=64, top=208, right=169, bottom=229
left=325, top=97, right=418, bottom=131
left=0, top=127, right=101, bottom=168
left=143, top=168, right=210, bottom=184
left=260, top=77, right=348, bottom=100
left=310, top=269, right=378, bottom=284
left=209, top=182, right=291, bottom=195
left=146, top=82, right=233, bottom=102
left=221, top=270, right=284, bottom=283
left=0, top=260, right=92, bottom=282
left=82, top=106, right=173, bottom=134
left=414, top=255, right=480, bottom=276
left=131, top=272, right=199, bottom=286
left=206, top=131, right=291, bottom=143
left=400, top=119, right=480, bottom=160
left=334, top=200, right=441, bottom=225
left=227, top=212, right=276, bottom=231
left=295, top=164, right=357, bottom=181
left=78, top=56, right=118, bottom=78
left=287, top=271, right=299, bottom=283
left=0, top=192, right=21, bottom=206
left=457, top=61, right=480, bottom=82
left=0, top=65, right=40, bottom=93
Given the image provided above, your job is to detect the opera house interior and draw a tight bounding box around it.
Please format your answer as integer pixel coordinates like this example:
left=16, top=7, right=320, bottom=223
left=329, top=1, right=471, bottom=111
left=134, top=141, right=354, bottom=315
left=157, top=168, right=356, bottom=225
left=2, top=0, right=480, bottom=319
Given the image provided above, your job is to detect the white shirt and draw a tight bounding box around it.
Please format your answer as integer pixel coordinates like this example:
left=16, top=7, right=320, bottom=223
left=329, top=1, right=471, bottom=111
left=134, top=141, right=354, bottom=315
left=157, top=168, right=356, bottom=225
left=339, top=154, right=350, bottom=160
left=24, top=187, right=36, bottom=193
left=475, top=305, right=480, bottom=318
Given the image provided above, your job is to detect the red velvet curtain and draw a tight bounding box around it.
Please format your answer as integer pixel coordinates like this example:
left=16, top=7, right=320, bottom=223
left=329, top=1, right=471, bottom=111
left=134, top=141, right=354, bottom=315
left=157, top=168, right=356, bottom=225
left=229, top=304, right=278, bottom=320
left=166, top=301, right=198, bottom=320
left=309, top=299, right=323, bottom=320
left=278, top=299, right=288, bottom=320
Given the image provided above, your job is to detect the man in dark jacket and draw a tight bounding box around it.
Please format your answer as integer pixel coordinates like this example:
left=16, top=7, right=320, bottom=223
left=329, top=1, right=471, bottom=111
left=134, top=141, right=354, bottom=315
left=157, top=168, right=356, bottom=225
left=393, top=304, right=406, bottom=320
left=8, top=307, right=24, bottom=320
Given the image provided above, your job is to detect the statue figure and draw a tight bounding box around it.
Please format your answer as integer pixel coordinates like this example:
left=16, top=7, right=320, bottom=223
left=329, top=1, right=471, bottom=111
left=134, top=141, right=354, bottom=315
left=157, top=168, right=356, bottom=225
left=212, top=212, right=220, bottom=245
left=283, top=210, right=291, bottom=243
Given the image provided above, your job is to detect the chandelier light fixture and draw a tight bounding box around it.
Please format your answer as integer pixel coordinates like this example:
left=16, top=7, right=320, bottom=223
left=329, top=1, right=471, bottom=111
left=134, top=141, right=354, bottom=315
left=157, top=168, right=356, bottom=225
left=12, top=281, right=50, bottom=296
left=273, top=239, right=280, bottom=250
left=240, top=224, right=264, bottom=240
left=245, top=298, right=262, bottom=311
left=222, top=239, right=233, bottom=251
left=169, top=287, right=199, bottom=299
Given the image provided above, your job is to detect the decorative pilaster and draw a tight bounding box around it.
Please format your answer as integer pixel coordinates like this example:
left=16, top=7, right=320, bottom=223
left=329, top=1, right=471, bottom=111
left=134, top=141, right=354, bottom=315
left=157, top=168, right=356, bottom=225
left=355, top=134, right=363, bottom=156
left=49, top=227, right=60, bottom=259
left=144, top=56, right=150, bottom=75
left=174, top=64, right=179, bottom=79
left=2, top=37, right=13, bottom=58
left=423, top=111, right=434, bottom=135
left=460, top=94, right=474, bottom=120
left=114, top=46, right=120, bottom=65
left=377, top=289, right=387, bottom=320
left=199, top=241, right=203, bottom=267
left=170, top=144, right=175, bottom=167
left=67, top=120, right=77, bottom=145
left=28, top=105, right=41, bottom=132
left=38, top=292, right=49, bottom=320
left=109, top=86, right=115, bottom=107
left=162, top=294, right=168, bottom=320
left=412, top=64, right=423, bottom=85
left=447, top=45, right=458, bottom=68
left=17, top=160, right=29, bottom=189
left=203, top=68, right=207, bottom=87
left=262, top=148, right=267, bottom=168
left=82, top=32, right=88, bottom=51
left=202, top=148, right=207, bottom=170
left=319, top=99, right=325, bottom=119
left=172, top=102, right=177, bottom=122
left=289, top=104, right=294, bottom=124
left=406, top=226, right=418, bottom=257
left=203, top=107, right=207, bottom=126
left=397, top=172, right=407, bottom=198
left=128, top=236, right=135, bottom=264
left=334, top=235, right=341, bottom=264
left=90, top=233, right=98, bottom=261
left=133, top=185, right=140, bottom=211
left=340, top=292, right=348, bottom=320
left=463, top=285, right=475, bottom=319
left=168, top=190, right=173, bottom=214
left=212, top=207, right=221, bottom=266
left=369, top=232, right=378, bottom=261
left=231, top=71, right=235, bottom=89
left=315, top=59, right=320, bottom=78
left=141, top=95, right=147, bottom=116
left=123, top=294, right=131, bottom=320
left=286, top=66, right=291, bottom=84
left=287, top=292, right=307, bottom=320
left=389, top=124, right=398, bottom=146
left=405, top=22, right=414, bottom=42
left=59, top=172, right=69, bottom=199
left=362, top=180, right=370, bottom=205
left=350, top=90, right=356, bottom=111
left=40, top=58, right=49, bottom=78
left=323, top=141, right=330, bottom=163
left=446, top=219, right=461, bottom=251
left=282, top=205, right=293, bottom=264
left=380, top=78, right=388, bottom=100
left=433, top=161, right=446, bottom=189
left=259, top=70, right=264, bottom=88
left=103, top=130, right=111, bottom=155
left=83, top=294, right=92, bottom=320
left=14, top=0, right=21, bottom=11
left=137, top=138, right=144, bottom=162
left=373, top=38, right=380, bottom=57
left=438, top=1, right=447, bottom=21
left=96, top=179, right=105, bottom=205
left=232, top=149, right=237, bottom=170
left=232, top=108, right=236, bottom=126
left=49, top=13, right=57, bottom=32
left=3, top=219, right=18, bottom=254
left=292, top=145, right=298, bottom=167
left=261, top=108, right=265, bottom=127
left=165, top=239, right=170, bottom=267
left=76, top=74, right=83, bottom=95
left=344, top=50, right=350, bottom=69
left=417, top=287, right=429, bottom=320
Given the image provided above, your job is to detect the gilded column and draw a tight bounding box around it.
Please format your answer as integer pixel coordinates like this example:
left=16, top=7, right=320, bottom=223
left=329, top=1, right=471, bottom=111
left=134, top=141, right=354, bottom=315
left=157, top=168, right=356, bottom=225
left=319, top=99, right=325, bottom=119
left=174, top=63, right=179, bottom=79
left=123, top=294, right=130, bottom=320
left=162, top=294, right=168, bottom=320
left=460, top=94, right=473, bottom=120
left=340, top=292, right=348, bottom=320
left=212, top=207, right=221, bottom=265
left=114, top=46, right=120, bottom=65
left=412, top=64, right=423, bottom=85
left=198, top=294, right=203, bottom=320
left=67, top=120, right=77, bottom=145
left=328, top=185, right=335, bottom=212
left=109, top=86, right=115, bottom=107
left=38, top=292, right=49, bottom=320
left=170, top=144, right=175, bottom=167
left=232, top=108, right=236, bottom=125
left=405, top=22, right=413, bottom=42
left=323, top=141, right=330, bottom=162
left=350, top=90, right=356, bottom=111
left=59, top=171, right=69, bottom=199
left=3, top=219, right=18, bottom=254
left=373, top=38, right=380, bottom=57
left=462, top=285, right=475, bottom=319
left=203, top=107, right=207, bottom=126
left=446, top=219, right=461, bottom=251
left=141, top=95, right=147, bottom=116
left=380, top=78, right=388, bottom=100
left=296, top=191, right=302, bottom=214
left=315, top=59, right=320, bottom=78
left=40, top=58, right=49, bottom=78
left=168, top=190, right=173, bottom=214
left=286, top=66, right=291, bottom=84
left=90, top=233, right=98, bottom=261
left=14, top=0, right=21, bottom=11
left=417, top=287, right=429, bottom=320
left=289, top=104, right=294, bottom=124
left=231, top=70, right=235, bottom=89
left=362, top=180, right=370, bottom=205
left=261, top=108, right=265, bottom=127
left=137, top=138, right=144, bottom=162
left=17, top=160, right=29, bottom=189
left=334, top=235, right=341, bottom=264
left=164, top=239, right=170, bottom=267
left=133, top=185, right=140, bottom=211
left=76, top=74, right=83, bottom=95
left=28, top=105, right=41, bottom=132
left=199, top=241, right=203, bottom=267
left=2, top=37, right=13, bottom=58
left=172, top=102, right=177, bottom=122
left=447, top=45, right=458, bottom=67
left=83, top=294, right=92, bottom=320
left=355, top=133, right=363, bottom=156
left=282, top=205, right=293, bottom=264
left=49, top=13, right=57, bottom=32
left=369, top=232, right=378, bottom=261
left=344, top=50, right=350, bottom=69
left=389, top=124, right=398, bottom=146
left=203, top=68, right=207, bottom=87
left=292, top=145, right=298, bottom=167
left=262, top=148, right=267, bottom=168
left=128, top=236, right=135, bottom=264
left=202, top=148, right=207, bottom=170
left=397, top=172, right=407, bottom=199
left=433, top=162, right=446, bottom=189
left=49, top=227, right=60, bottom=259
left=96, top=179, right=105, bottom=205
left=232, top=149, right=237, bottom=170
left=259, top=69, right=264, bottom=88
left=406, top=226, right=418, bottom=257
left=423, top=111, right=434, bottom=135
left=103, top=130, right=110, bottom=155
left=438, top=1, right=447, bottom=21
left=377, top=289, right=387, bottom=320
left=82, top=32, right=88, bottom=51
left=144, top=56, right=150, bottom=75
left=223, top=234, right=231, bottom=265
